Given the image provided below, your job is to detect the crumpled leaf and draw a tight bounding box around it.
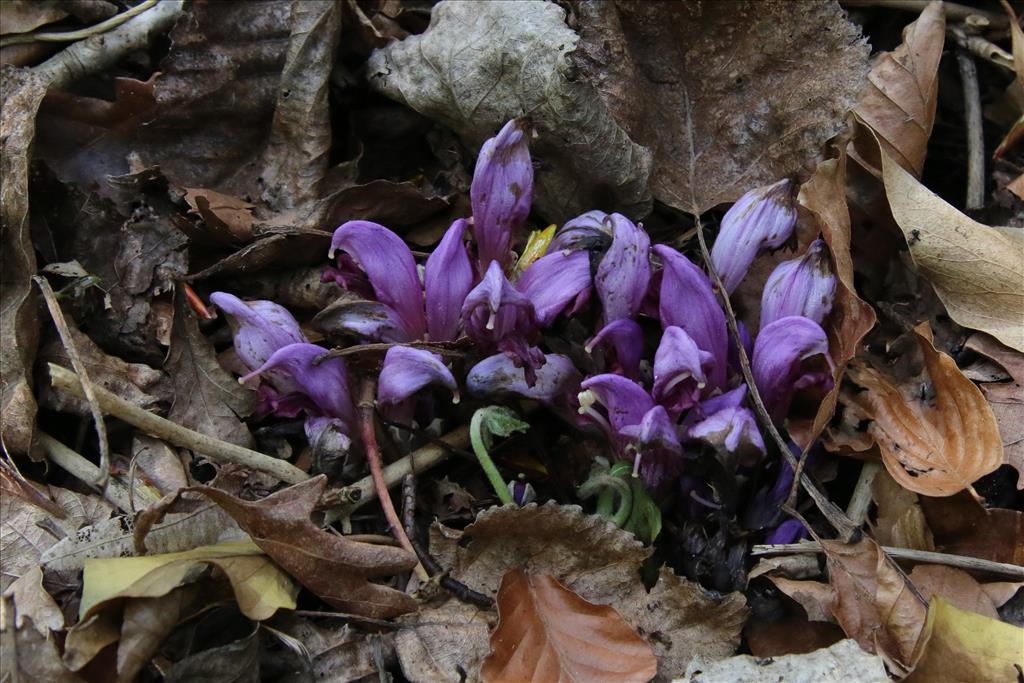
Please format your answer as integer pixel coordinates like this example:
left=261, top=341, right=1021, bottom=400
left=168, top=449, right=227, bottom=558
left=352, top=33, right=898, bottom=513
left=573, top=0, right=869, bottom=213
left=2, top=565, right=63, bottom=636
left=851, top=2, right=944, bottom=177
left=0, top=65, right=47, bottom=455
left=964, top=333, right=1024, bottom=488
left=163, top=627, right=260, bottom=683
left=847, top=323, right=1003, bottom=497
left=276, top=614, right=396, bottom=683
left=481, top=569, right=657, bottom=683
left=821, top=537, right=927, bottom=675
left=400, top=504, right=746, bottom=682
left=166, top=290, right=255, bottom=448
left=79, top=539, right=297, bottom=622
left=116, top=586, right=202, bottom=683
left=908, top=565, right=1022, bottom=621
left=881, top=148, right=1024, bottom=352
left=906, top=597, right=1024, bottom=683
left=366, top=0, right=653, bottom=223
left=189, top=477, right=419, bottom=619
left=0, top=598, right=84, bottom=683
left=871, top=469, right=935, bottom=551
left=677, top=639, right=888, bottom=683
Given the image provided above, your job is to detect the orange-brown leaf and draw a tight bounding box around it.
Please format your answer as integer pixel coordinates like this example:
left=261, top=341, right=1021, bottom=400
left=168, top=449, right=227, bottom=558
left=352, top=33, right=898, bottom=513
left=482, top=569, right=656, bottom=683
left=848, top=323, right=1003, bottom=497
left=964, top=333, right=1024, bottom=488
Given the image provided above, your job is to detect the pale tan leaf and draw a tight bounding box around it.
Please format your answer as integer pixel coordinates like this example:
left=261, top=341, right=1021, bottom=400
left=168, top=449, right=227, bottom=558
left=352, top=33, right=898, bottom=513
left=881, top=149, right=1024, bottom=351
left=908, top=565, right=1016, bottom=620
left=848, top=323, right=1004, bottom=497
left=852, top=2, right=944, bottom=177
left=482, top=569, right=656, bottom=683
left=678, top=639, right=888, bottom=683
left=396, top=600, right=493, bottom=683
left=871, top=470, right=935, bottom=551
left=2, top=565, right=64, bottom=635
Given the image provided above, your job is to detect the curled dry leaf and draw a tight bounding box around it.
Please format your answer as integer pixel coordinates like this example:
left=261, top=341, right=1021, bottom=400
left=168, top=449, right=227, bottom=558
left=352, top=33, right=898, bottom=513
left=820, top=537, right=927, bottom=675
left=366, top=0, right=653, bottom=223
left=847, top=323, right=1003, bottom=498
left=679, top=639, right=889, bottom=683
left=851, top=2, right=944, bottom=177
left=573, top=0, right=869, bottom=214
left=964, top=333, right=1024, bottom=488
left=908, top=565, right=1022, bottom=621
left=881, top=148, right=1024, bottom=352
left=481, top=569, right=657, bottom=683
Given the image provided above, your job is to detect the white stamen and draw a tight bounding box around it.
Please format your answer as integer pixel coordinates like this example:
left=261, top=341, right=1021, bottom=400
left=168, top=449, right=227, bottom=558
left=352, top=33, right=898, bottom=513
left=486, top=309, right=497, bottom=331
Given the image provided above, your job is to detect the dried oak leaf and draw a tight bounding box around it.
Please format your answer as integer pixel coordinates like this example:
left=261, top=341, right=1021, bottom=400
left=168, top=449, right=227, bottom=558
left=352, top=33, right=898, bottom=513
left=0, top=66, right=47, bottom=455
left=366, top=0, right=653, bottom=224
left=908, top=565, right=1021, bottom=621
left=573, top=0, right=869, bottom=214
left=481, top=569, right=657, bottom=683
left=166, top=290, right=255, bottom=448
left=964, top=333, right=1024, bottom=488
left=400, top=504, right=745, bottom=683
left=881, top=149, right=1024, bottom=352
left=851, top=2, right=944, bottom=177
left=194, top=476, right=419, bottom=619
left=821, top=537, right=927, bottom=675
left=847, top=323, right=1003, bottom=497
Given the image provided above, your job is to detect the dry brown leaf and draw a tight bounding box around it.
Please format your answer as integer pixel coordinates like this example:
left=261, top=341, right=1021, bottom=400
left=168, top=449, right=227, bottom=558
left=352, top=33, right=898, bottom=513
left=964, top=333, right=1024, bottom=488
left=908, top=565, right=1021, bottom=620
left=481, top=569, right=656, bottom=683
left=848, top=323, right=1003, bottom=497
left=679, top=639, right=889, bottom=683
left=0, top=1, right=69, bottom=34
left=0, top=596, right=85, bottom=683
left=919, top=493, right=1024, bottom=565
left=768, top=578, right=837, bottom=623
left=744, top=617, right=845, bottom=658
left=821, top=537, right=927, bottom=674
left=2, top=566, right=63, bottom=636
left=573, top=0, right=869, bottom=214
left=881, top=148, right=1024, bottom=352
left=182, top=188, right=256, bottom=245
left=116, top=587, right=201, bottom=683
left=395, top=599, right=493, bottom=683
left=871, top=469, right=935, bottom=551
left=852, top=2, right=944, bottom=177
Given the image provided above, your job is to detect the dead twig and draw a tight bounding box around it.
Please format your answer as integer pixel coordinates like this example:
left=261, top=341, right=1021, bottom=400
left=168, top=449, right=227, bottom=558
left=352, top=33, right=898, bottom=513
left=34, top=276, right=110, bottom=489
left=841, top=0, right=1009, bottom=28
left=411, top=538, right=495, bottom=610
left=955, top=48, right=986, bottom=210
left=845, top=461, right=882, bottom=527
left=48, top=364, right=309, bottom=484
left=0, top=0, right=158, bottom=48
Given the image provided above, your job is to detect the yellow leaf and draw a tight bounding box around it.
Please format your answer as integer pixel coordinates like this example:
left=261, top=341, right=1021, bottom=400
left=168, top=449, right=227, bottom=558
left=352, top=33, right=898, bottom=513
left=515, top=225, right=556, bottom=273
left=80, top=539, right=297, bottom=621
left=908, top=597, right=1024, bottom=682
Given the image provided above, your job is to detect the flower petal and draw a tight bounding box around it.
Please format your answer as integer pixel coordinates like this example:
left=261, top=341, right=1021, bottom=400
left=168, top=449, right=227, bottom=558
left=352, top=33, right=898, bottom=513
left=425, top=218, right=473, bottom=342
left=653, top=245, right=728, bottom=388
left=688, top=405, right=765, bottom=466
left=471, top=118, right=533, bottom=270
left=652, top=326, right=715, bottom=417
left=752, top=316, right=833, bottom=420
left=210, top=292, right=306, bottom=372
left=462, top=260, right=537, bottom=348
left=329, top=220, right=426, bottom=339
left=765, top=518, right=808, bottom=544
left=619, top=404, right=683, bottom=487
left=710, top=179, right=797, bottom=293
left=467, top=352, right=581, bottom=404
left=579, top=374, right=654, bottom=434
left=586, top=318, right=644, bottom=379
left=548, top=210, right=611, bottom=252
left=378, top=346, right=458, bottom=406
left=596, top=213, right=651, bottom=322
left=760, top=239, right=837, bottom=328
left=516, top=248, right=592, bottom=327
left=313, top=299, right=411, bottom=343
left=241, top=343, right=355, bottom=428
left=305, top=416, right=352, bottom=456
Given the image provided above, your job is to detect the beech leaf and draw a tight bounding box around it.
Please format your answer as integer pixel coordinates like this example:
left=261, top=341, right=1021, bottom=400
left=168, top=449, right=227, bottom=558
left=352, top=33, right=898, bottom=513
left=964, top=333, right=1024, bottom=488
left=881, top=148, right=1024, bottom=352
left=481, top=569, right=656, bottom=683
left=848, top=323, right=1004, bottom=497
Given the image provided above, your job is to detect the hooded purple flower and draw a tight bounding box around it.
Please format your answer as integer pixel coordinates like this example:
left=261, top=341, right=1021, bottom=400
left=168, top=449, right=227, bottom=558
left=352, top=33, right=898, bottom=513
left=752, top=316, right=834, bottom=421
left=467, top=352, right=581, bottom=405
left=682, top=386, right=765, bottom=466
left=596, top=214, right=651, bottom=324
left=471, top=118, right=533, bottom=271
left=585, top=318, right=644, bottom=379
left=652, top=326, right=714, bottom=418
left=515, top=248, right=592, bottom=327
left=210, top=292, right=306, bottom=373
left=424, top=219, right=474, bottom=342
left=619, top=405, right=684, bottom=487
left=711, top=179, right=797, bottom=294
left=377, top=345, right=459, bottom=423
left=462, top=261, right=543, bottom=379
left=760, top=239, right=836, bottom=328
left=548, top=210, right=611, bottom=252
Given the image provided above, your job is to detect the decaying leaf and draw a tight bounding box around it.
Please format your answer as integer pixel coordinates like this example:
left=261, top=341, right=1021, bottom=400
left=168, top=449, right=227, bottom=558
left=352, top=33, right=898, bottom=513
left=481, top=569, right=656, bottom=683
left=848, top=323, right=1003, bottom=497
left=0, top=66, right=47, bottom=455
left=964, top=333, right=1024, bottom=488
left=851, top=2, right=944, bottom=177
left=366, top=0, right=653, bottom=224
left=277, top=614, right=396, bottom=682
left=166, top=290, right=255, bottom=448
left=573, top=0, right=869, bottom=213
left=162, top=627, right=261, bottom=683
left=768, top=578, right=837, bottom=623
left=871, top=469, right=935, bottom=551
left=744, top=617, right=846, bottom=658
left=678, top=639, right=888, bottom=683
left=116, top=586, right=203, bottom=683
left=907, top=597, right=1024, bottom=683
left=79, top=539, right=297, bottom=622
left=881, top=148, right=1024, bottom=352
left=2, top=565, right=64, bottom=636
left=908, top=565, right=1022, bottom=621
left=0, top=597, right=84, bottom=683
left=920, top=494, right=1024, bottom=565
left=395, top=599, right=493, bottom=683
left=820, top=537, right=927, bottom=674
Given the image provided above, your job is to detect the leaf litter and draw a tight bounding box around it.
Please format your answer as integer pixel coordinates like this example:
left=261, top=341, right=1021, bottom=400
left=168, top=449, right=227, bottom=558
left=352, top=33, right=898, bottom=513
left=2, top=0, right=1023, bottom=681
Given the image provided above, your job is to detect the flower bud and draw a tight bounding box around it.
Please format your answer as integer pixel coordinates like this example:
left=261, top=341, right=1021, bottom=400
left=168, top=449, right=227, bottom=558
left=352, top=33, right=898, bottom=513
left=760, top=239, right=836, bottom=328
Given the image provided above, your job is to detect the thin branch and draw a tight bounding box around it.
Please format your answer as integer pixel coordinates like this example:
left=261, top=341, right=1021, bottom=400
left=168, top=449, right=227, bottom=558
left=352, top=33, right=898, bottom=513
left=956, top=49, right=985, bottom=210
left=752, top=542, right=1024, bottom=581
left=846, top=461, right=882, bottom=527
left=841, top=0, right=1009, bottom=28
left=48, top=364, right=310, bottom=484
left=34, top=276, right=110, bottom=489
left=1, top=0, right=158, bottom=48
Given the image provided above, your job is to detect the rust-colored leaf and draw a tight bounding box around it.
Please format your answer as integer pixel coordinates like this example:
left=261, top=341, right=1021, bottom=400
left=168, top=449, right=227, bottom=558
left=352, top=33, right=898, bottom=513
left=908, top=565, right=1021, bottom=621
left=821, top=537, right=927, bottom=675
left=964, top=333, right=1024, bottom=488
left=852, top=1, right=944, bottom=177
left=847, top=323, right=1003, bottom=497
left=481, top=569, right=656, bottom=683
left=920, top=494, right=1024, bottom=565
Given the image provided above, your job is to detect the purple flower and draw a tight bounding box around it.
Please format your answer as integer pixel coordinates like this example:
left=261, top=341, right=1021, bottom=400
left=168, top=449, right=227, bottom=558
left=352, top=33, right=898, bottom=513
left=471, top=118, right=533, bottom=271
left=652, top=326, right=714, bottom=418
left=760, top=239, right=836, bottom=328
left=462, top=261, right=543, bottom=380
left=424, top=219, right=474, bottom=342
left=210, top=292, right=306, bottom=372
left=596, top=214, right=651, bottom=323
left=586, top=318, right=644, bottom=379
left=619, top=405, right=684, bottom=487
left=578, top=374, right=654, bottom=437
left=467, top=352, right=581, bottom=405
left=765, top=518, right=808, bottom=544
left=688, top=404, right=765, bottom=467
left=710, top=179, right=797, bottom=294
left=378, top=346, right=459, bottom=412
left=515, top=248, right=592, bottom=327
left=752, top=316, right=834, bottom=420
left=654, top=245, right=728, bottom=389
left=548, top=210, right=611, bottom=252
